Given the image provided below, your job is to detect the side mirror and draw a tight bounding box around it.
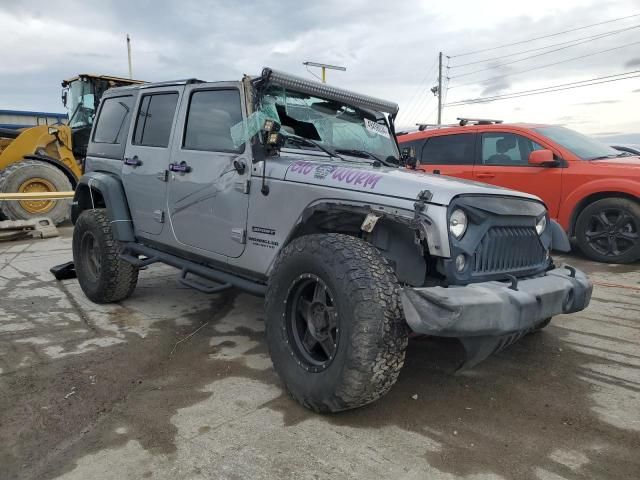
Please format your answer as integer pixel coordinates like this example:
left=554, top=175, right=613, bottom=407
left=61, top=90, right=67, bottom=107
left=401, top=146, right=418, bottom=169
left=528, top=149, right=555, bottom=166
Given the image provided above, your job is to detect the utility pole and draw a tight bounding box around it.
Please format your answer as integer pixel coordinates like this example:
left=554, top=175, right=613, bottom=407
left=437, top=51, right=443, bottom=125
left=126, top=34, right=133, bottom=79
left=303, top=61, right=346, bottom=83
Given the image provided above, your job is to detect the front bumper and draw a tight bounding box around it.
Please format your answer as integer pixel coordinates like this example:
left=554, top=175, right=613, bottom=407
left=400, top=266, right=592, bottom=368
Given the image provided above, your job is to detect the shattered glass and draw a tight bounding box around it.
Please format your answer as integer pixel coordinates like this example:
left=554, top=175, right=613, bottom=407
left=230, top=96, right=280, bottom=148
left=230, top=85, right=398, bottom=161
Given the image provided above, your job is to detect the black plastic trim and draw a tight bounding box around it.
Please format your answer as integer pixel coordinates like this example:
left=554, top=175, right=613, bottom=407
left=443, top=195, right=551, bottom=285
left=122, top=243, right=266, bottom=296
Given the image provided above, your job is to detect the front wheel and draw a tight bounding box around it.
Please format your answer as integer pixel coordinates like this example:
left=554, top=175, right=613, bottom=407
left=575, top=198, right=640, bottom=264
left=265, top=233, right=409, bottom=413
left=72, top=209, right=139, bottom=303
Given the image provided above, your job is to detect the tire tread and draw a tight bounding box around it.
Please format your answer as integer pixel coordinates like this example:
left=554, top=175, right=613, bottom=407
left=266, top=233, right=409, bottom=412
left=73, top=209, right=138, bottom=303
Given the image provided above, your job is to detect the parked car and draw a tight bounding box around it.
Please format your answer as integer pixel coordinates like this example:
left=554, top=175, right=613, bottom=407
left=611, top=144, right=640, bottom=156
left=70, top=71, right=591, bottom=412
left=399, top=119, right=640, bottom=264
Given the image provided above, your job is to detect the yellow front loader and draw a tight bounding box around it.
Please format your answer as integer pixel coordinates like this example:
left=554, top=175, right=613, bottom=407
left=0, top=74, right=144, bottom=224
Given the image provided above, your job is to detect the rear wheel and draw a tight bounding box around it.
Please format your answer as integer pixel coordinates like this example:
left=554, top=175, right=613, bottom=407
left=575, top=198, right=640, bottom=264
left=73, top=209, right=138, bottom=303
left=0, top=159, right=72, bottom=224
left=265, top=233, right=409, bottom=413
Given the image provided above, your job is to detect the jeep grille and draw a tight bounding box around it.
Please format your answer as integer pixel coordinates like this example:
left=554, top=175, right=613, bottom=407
left=473, top=226, right=546, bottom=274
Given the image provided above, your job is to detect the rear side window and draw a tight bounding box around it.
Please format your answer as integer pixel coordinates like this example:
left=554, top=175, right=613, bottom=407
left=420, top=134, right=475, bottom=165
left=481, top=132, right=543, bottom=166
left=183, top=89, right=243, bottom=152
left=93, top=96, right=133, bottom=144
left=133, top=93, right=179, bottom=147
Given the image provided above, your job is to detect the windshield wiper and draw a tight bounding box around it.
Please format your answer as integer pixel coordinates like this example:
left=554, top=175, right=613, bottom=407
left=283, top=134, right=343, bottom=160
left=335, top=149, right=397, bottom=168
left=589, top=154, right=618, bottom=160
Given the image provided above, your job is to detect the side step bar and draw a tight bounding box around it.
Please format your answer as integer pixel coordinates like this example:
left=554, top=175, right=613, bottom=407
left=120, top=243, right=267, bottom=297
left=179, top=268, right=232, bottom=294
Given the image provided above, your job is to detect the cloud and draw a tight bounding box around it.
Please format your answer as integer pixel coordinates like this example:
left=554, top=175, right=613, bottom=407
left=575, top=100, right=620, bottom=105
left=625, top=57, right=640, bottom=68
left=1, top=0, right=639, bottom=137
left=481, top=77, right=511, bottom=96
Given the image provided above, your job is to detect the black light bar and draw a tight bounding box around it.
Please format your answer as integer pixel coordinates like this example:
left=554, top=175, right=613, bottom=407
left=260, top=67, right=399, bottom=115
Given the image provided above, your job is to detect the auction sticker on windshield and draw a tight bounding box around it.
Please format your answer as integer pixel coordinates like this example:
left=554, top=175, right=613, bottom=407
left=364, top=118, right=390, bottom=138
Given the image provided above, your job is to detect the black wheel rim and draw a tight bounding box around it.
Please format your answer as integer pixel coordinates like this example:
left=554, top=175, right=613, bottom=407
left=285, top=274, right=339, bottom=372
left=585, top=208, right=638, bottom=258
left=80, top=232, right=101, bottom=281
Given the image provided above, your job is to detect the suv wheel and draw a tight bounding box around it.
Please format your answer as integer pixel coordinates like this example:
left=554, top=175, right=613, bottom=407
left=266, top=233, right=409, bottom=413
left=72, top=209, right=139, bottom=303
left=575, top=198, right=640, bottom=264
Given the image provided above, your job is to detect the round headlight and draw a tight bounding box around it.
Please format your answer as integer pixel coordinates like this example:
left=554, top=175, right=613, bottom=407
left=536, top=215, right=547, bottom=235
left=449, top=209, right=468, bottom=239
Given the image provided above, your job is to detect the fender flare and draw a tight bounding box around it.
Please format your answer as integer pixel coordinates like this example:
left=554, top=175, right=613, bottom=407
left=272, top=199, right=429, bottom=285
left=72, top=172, right=135, bottom=242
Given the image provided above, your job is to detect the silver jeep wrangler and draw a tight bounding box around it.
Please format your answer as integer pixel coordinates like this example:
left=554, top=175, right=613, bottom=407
left=71, top=68, right=592, bottom=412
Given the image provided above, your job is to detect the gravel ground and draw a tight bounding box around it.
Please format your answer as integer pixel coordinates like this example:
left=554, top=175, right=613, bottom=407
left=0, top=227, right=638, bottom=480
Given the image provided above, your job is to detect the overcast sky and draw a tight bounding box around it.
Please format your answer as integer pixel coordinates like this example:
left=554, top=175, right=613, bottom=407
left=1, top=0, right=639, bottom=136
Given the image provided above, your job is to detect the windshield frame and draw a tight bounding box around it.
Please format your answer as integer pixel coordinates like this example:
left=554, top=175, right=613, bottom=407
left=65, top=79, right=97, bottom=129
left=534, top=125, right=622, bottom=161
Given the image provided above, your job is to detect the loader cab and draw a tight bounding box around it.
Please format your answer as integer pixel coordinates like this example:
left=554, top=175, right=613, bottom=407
left=62, top=74, right=145, bottom=158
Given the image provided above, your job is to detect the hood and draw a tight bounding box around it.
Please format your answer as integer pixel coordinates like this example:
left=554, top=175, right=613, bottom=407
left=590, top=156, right=640, bottom=169
left=282, top=157, right=541, bottom=206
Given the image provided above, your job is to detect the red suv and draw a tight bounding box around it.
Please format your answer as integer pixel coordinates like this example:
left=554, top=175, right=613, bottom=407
left=398, top=120, right=640, bottom=264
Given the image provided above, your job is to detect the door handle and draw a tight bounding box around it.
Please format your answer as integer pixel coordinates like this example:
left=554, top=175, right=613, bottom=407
left=169, top=161, right=192, bottom=173
left=476, top=173, right=495, bottom=179
left=124, top=155, right=142, bottom=167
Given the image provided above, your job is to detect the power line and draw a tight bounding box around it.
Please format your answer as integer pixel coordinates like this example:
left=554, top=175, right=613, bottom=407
left=449, top=24, right=640, bottom=69
left=405, top=86, right=436, bottom=126
left=447, top=70, right=640, bottom=106
left=448, top=40, right=640, bottom=90
left=449, top=12, right=640, bottom=58
left=399, top=58, right=438, bottom=123
left=447, top=71, right=640, bottom=105
left=449, top=24, right=640, bottom=78
left=446, top=74, right=640, bottom=106
left=445, top=70, right=640, bottom=106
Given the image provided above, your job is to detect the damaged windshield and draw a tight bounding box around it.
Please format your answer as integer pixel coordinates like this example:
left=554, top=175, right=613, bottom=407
left=232, top=85, right=399, bottom=163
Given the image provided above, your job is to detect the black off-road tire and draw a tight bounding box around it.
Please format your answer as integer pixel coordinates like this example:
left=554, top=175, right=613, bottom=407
left=72, top=209, right=138, bottom=303
left=0, top=159, right=73, bottom=224
left=575, top=197, right=640, bottom=264
left=265, top=233, right=409, bottom=413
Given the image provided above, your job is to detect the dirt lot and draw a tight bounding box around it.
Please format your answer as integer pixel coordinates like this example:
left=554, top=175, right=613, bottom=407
left=0, top=227, right=638, bottom=480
